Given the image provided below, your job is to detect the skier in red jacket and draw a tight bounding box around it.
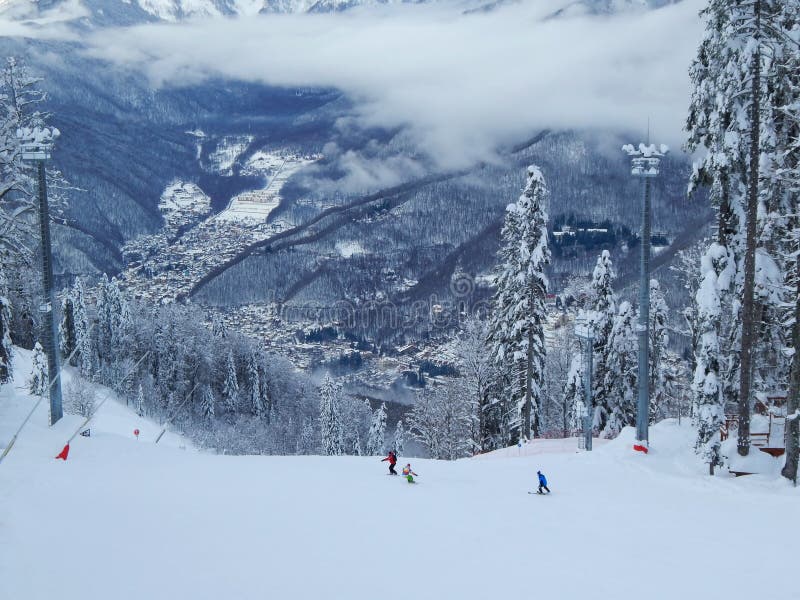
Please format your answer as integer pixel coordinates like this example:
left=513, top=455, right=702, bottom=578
left=382, top=450, right=398, bottom=475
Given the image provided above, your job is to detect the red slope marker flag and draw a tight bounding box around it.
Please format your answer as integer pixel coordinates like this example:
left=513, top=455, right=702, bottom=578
left=55, top=444, right=70, bottom=461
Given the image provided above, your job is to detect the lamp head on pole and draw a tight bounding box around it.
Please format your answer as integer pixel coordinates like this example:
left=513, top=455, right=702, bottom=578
left=17, top=126, right=60, bottom=161
left=622, top=143, right=668, bottom=178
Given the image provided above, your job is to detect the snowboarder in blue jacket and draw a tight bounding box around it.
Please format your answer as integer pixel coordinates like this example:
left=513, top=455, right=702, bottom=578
left=537, top=470, right=550, bottom=494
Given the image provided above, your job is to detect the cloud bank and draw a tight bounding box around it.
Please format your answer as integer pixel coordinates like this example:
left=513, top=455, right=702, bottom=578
left=81, top=0, right=703, bottom=168
left=0, top=0, right=86, bottom=39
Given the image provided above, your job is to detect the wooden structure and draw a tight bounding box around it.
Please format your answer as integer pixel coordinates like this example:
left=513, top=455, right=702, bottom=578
left=722, top=411, right=786, bottom=457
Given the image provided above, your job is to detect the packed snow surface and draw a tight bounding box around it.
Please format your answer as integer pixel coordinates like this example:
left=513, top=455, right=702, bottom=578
left=1, top=352, right=799, bottom=600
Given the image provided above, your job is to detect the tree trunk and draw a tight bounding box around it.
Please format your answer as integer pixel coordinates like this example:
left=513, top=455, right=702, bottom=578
left=478, top=389, right=487, bottom=452
left=738, top=0, right=761, bottom=457
left=781, top=255, right=800, bottom=483
left=524, top=326, right=533, bottom=440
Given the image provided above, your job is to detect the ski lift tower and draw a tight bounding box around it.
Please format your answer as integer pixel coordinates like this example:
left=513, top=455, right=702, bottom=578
left=574, top=313, right=595, bottom=451
left=622, top=142, right=668, bottom=450
left=18, top=126, right=63, bottom=425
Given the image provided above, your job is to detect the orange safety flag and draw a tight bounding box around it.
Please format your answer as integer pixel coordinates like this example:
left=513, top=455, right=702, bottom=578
left=55, top=444, right=70, bottom=461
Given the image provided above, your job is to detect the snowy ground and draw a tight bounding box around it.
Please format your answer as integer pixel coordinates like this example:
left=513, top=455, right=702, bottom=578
left=158, top=180, right=212, bottom=231
left=216, top=153, right=317, bottom=224
left=2, top=351, right=799, bottom=600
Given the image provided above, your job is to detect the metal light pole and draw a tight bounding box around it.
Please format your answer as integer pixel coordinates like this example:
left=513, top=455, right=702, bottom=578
left=622, top=142, right=668, bottom=448
left=575, top=314, right=595, bottom=451
left=18, top=126, right=63, bottom=425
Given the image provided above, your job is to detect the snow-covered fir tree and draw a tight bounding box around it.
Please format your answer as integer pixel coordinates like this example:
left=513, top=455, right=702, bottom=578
left=393, top=419, right=406, bottom=456
left=562, top=353, right=584, bottom=436
left=221, top=350, right=239, bottom=413
left=588, top=250, right=617, bottom=432
left=68, top=279, right=93, bottom=378
left=488, top=165, right=550, bottom=443
left=0, top=58, right=57, bottom=386
left=246, top=352, right=263, bottom=418
left=541, top=317, right=575, bottom=437
left=28, top=342, right=47, bottom=396
left=454, top=316, right=495, bottom=450
left=648, top=279, right=669, bottom=421
left=199, top=384, right=215, bottom=423
left=136, top=384, right=146, bottom=418
left=59, top=292, right=77, bottom=363
left=319, top=374, right=344, bottom=456
left=670, top=244, right=704, bottom=378
left=778, top=2, right=800, bottom=481
left=692, top=244, right=727, bottom=474
left=0, top=58, right=48, bottom=269
left=95, top=276, right=120, bottom=374
left=366, top=402, right=387, bottom=455
left=687, top=0, right=796, bottom=457
left=339, top=395, right=370, bottom=456
left=0, top=296, right=12, bottom=384
left=297, top=419, right=316, bottom=455
left=604, top=301, right=638, bottom=438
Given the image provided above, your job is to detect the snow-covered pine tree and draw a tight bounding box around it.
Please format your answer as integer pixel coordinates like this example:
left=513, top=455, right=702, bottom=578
left=259, top=365, right=272, bottom=424
left=408, top=384, right=473, bottom=460
left=339, top=396, right=370, bottom=456
left=70, top=279, right=93, bottom=376
left=115, top=297, right=134, bottom=360
left=687, top=0, right=792, bottom=457
left=366, top=402, right=387, bottom=455
left=95, top=275, right=112, bottom=368
left=454, top=316, right=495, bottom=451
left=59, top=291, right=77, bottom=363
left=28, top=342, right=47, bottom=396
left=221, top=350, right=239, bottom=413
left=670, top=244, right=704, bottom=379
left=351, top=429, right=362, bottom=456
left=588, top=251, right=617, bottom=432
left=782, top=246, right=800, bottom=482
left=542, top=318, right=575, bottom=437
left=94, top=276, right=131, bottom=382
left=0, top=296, right=12, bottom=384
left=199, top=384, right=215, bottom=422
left=604, top=301, right=638, bottom=438
left=136, top=384, right=145, bottom=418
left=246, top=352, right=263, bottom=418
left=752, top=2, right=799, bottom=412
left=778, top=4, right=800, bottom=481
left=0, top=58, right=47, bottom=269
left=687, top=0, right=746, bottom=454
left=319, top=374, right=344, bottom=456
left=0, top=58, right=56, bottom=384
left=487, top=165, right=550, bottom=444
left=393, top=418, right=406, bottom=455
left=693, top=244, right=727, bottom=474
left=648, top=279, right=669, bottom=422
left=297, top=419, right=316, bottom=455
left=562, top=353, right=584, bottom=436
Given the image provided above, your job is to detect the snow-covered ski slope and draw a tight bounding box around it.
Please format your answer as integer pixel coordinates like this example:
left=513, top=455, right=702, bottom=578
left=1, top=353, right=799, bottom=600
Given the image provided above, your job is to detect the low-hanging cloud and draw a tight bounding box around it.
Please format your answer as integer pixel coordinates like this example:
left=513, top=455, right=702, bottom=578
left=0, top=0, right=86, bottom=40
left=82, top=0, right=703, bottom=169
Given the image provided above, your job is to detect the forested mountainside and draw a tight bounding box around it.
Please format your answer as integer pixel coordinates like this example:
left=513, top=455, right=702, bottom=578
left=1, top=0, right=711, bottom=398
left=6, top=35, right=707, bottom=312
